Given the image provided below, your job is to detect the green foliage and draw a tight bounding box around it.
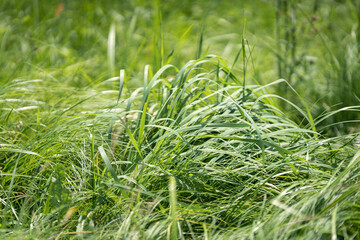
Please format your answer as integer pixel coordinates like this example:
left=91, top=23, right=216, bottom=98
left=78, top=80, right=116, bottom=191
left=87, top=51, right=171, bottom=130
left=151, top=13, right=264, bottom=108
left=0, top=0, right=360, bottom=239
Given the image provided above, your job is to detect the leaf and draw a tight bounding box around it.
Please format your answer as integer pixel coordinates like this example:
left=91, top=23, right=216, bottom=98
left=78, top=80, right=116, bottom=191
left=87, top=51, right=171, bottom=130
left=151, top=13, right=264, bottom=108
left=0, top=148, right=40, bottom=156
left=117, top=69, right=125, bottom=104
left=99, top=146, right=119, bottom=182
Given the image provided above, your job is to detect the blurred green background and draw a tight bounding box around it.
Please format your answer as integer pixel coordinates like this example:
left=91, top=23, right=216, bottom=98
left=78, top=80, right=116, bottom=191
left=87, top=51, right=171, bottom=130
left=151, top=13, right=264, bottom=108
left=0, top=0, right=359, bottom=131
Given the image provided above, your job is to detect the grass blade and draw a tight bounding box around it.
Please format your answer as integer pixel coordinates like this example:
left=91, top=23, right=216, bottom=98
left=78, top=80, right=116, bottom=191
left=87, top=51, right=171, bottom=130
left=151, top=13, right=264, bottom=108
left=169, top=176, right=178, bottom=240
left=108, top=23, right=116, bottom=75
left=99, top=145, right=119, bottom=182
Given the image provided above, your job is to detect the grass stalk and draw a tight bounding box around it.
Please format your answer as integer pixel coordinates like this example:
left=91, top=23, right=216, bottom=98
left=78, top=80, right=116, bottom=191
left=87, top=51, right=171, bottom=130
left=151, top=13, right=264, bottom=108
left=169, top=176, right=178, bottom=240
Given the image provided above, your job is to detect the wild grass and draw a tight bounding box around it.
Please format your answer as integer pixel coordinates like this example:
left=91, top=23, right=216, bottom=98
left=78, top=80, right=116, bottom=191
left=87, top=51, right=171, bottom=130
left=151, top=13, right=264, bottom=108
left=272, top=0, right=360, bottom=133
left=1, top=55, right=360, bottom=239
left=1, top=0, right=360, bottom=239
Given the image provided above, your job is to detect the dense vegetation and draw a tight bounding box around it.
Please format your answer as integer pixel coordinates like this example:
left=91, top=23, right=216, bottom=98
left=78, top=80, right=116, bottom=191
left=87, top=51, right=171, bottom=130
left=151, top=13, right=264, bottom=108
left=1, top=0, right=360, bottom=239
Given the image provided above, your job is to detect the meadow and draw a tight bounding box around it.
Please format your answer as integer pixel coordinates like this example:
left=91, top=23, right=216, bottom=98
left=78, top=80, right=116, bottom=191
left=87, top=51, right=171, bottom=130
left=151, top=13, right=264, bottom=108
left=1, top=0, right=360, bottom=239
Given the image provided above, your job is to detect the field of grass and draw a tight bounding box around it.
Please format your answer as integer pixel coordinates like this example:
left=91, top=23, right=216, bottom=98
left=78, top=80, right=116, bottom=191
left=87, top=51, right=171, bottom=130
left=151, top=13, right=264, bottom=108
left=1, top=0, right=360, bottom=239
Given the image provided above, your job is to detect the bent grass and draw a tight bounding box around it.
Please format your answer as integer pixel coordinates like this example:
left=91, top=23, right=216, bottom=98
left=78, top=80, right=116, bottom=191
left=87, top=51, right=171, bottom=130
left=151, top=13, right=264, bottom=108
left=1, top=1, right=360, bottom=239
left=1, top=56, right=359, bottom=239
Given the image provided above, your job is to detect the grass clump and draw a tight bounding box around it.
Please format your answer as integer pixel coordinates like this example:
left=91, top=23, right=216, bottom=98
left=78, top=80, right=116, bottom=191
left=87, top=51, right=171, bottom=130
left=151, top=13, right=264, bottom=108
left=1, top=0, right=360, bottom=239
left=1, top=56, right=360, bottom=239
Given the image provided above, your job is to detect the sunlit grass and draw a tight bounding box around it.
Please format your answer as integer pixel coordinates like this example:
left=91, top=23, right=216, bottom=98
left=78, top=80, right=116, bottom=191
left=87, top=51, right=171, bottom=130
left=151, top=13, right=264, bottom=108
left=1, top=0, right=360, bottom=239
left=1, top=55, right=359, bottom=239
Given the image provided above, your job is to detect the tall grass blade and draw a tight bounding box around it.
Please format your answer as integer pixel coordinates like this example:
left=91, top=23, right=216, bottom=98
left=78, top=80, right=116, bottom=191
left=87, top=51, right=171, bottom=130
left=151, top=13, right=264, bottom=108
left=196, top=25, right=204, bottom=59
left=99, top=145, right=119, bottom=182
left=138, top=101, right=148, bottom=146
left=117, top=69, right=125, bottom=104
left=169, top=176, right=178, bottom=240
left=108, top=23, right=116, bottom=75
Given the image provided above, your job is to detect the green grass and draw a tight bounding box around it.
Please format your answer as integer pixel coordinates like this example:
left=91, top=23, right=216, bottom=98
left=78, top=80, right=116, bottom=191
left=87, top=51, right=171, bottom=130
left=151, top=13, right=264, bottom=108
left=1, top=0, right=360, bottom=239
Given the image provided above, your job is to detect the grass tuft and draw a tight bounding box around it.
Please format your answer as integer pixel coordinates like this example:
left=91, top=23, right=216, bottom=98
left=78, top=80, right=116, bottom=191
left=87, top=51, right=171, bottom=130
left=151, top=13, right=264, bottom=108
left=1, top=1, right=360, bottom=239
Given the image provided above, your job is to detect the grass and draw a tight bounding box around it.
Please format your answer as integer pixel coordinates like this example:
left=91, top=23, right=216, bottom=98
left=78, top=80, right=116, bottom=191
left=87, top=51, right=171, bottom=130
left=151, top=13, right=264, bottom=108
left=1, top=0, right=360, bottom=239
